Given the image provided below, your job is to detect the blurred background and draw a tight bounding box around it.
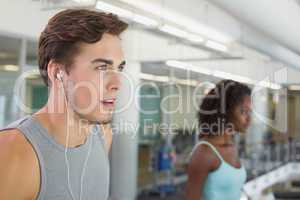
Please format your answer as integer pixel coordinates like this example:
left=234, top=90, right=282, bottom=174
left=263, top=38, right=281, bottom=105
left=2, top=0, right=300, bottom=200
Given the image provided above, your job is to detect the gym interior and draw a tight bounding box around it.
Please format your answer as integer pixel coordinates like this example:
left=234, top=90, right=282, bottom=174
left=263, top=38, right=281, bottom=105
left=1, top=1, right=300, bottom=200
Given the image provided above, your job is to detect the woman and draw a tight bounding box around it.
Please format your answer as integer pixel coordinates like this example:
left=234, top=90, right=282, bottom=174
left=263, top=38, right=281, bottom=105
left=186, top=80, right=252, bottom=200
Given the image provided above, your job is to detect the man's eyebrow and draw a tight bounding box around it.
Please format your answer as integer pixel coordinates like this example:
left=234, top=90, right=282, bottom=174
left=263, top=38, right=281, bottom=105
left=91, top=58, right=126, bottom=66
left=91, top=58, right=113, bottom=65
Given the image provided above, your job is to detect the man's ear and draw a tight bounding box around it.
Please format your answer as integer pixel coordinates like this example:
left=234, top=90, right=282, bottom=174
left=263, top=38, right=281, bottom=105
left=47, top=60, right=62, bottom=85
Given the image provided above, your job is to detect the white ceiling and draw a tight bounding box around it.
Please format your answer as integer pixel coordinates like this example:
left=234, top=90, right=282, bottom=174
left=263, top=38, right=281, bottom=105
left=210, top=0, right=300, bottom=55
left=118, top=0, right=300, bottom=70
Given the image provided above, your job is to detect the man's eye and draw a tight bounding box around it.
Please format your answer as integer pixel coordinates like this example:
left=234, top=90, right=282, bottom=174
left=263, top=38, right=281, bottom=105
left=95, top=65, right=108, bottom=71
left=118, top=65, right=125, bottom=72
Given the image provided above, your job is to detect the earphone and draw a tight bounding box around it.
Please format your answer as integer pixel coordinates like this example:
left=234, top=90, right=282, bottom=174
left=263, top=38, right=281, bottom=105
left=56, top=70, right=64, bottom=81
left=56, top=69, right=92, bottom=200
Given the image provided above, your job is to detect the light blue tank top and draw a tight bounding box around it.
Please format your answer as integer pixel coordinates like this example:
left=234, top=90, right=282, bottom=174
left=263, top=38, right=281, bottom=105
left=1, top=115, right=110, bottom=200
left=192, top=141, right=247, bottom=200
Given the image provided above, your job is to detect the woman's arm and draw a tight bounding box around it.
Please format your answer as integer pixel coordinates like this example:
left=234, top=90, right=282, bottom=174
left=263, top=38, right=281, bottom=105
left=185, top=146, right=214, bottom=200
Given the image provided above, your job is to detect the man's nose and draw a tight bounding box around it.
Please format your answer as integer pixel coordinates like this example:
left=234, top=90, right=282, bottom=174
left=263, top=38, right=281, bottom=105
left=107, top=71, right=121, bottom=92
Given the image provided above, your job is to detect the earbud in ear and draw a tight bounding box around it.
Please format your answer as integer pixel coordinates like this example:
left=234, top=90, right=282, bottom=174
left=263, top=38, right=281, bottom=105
left=56, top=70, right=63, bottom=81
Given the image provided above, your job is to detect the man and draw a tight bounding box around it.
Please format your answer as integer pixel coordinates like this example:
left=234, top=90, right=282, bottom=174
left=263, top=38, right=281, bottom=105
left=0, top=9, right=128, bottom=199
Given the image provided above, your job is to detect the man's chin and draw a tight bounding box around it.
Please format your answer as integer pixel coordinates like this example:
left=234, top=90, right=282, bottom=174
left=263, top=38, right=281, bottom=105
left=97, top=119, right=112, bottom=125
left=92, top=114, right=113, bottom=124
left=76, top=112, right=113, bottom=124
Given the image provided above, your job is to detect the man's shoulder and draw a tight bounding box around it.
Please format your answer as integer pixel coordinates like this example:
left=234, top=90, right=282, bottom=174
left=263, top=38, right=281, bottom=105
left=2, top=115, right=31, bottom=130
left=0, top=129, right=40, bottom=199
left=0, top=128, right=27, bottom=151
left=0, top=128, right=35, bottom=166
left=0, top=115, right=32, bottom=155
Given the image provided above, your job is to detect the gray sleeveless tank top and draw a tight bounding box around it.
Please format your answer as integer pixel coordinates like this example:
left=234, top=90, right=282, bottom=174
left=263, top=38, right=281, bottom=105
left=1, top=115, right=110, bottom=200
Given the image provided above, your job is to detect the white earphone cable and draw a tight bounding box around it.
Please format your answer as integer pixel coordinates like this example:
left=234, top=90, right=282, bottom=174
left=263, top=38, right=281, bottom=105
left=59, top=71, right=93, bottom=200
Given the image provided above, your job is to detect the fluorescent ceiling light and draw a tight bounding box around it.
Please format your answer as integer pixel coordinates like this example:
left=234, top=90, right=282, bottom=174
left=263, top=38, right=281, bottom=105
left=159, top=25, right=205, bottom=43
left=159, top=25, right=187, bottom=38
left=96, top=1, right=229, bottom=46
left=289, top=85, right=300, bottom=90
left=213, top=70, right=253, bottom=84
left=118, top=0, right=233, bottom=43
left=269, top=83, right=281, bottom=90
left=140, top=73, right=169, bottom=83
left=166, top=60, right=212, bottom=75
left=206, top=40, right=228, bottom=52
left=2, top=65, right=19, bottom=72
left=96, top=1, right=159, bottom=27
left=72, top=0, right=92, bottom=3
left=96, top=1, right=133, bottom=18
left=188, top=25, right=232, bottom=44
left=161, top=59, right=282, bottom=90
left=176, top=79, right=198, bottom=87
left=166, top=60, right=281, bottom=89
left=257, top=80, right=281, bottom=90
left=132, top=14, right=159, bottom=27
left=258, top=80, right=270, bottom=88
left=27, top=73, right=41, bottom=79
left=140, top=72, right=198, bottom=86
left=186, top=33, right=204, bottom=43
left=189, top=64, right=212, bottom=75
left=166, top=60, right=189, bottom=70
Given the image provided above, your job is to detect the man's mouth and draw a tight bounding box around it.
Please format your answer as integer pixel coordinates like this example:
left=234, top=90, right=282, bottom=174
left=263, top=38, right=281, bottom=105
left=101, top=98, right=116, bottom=108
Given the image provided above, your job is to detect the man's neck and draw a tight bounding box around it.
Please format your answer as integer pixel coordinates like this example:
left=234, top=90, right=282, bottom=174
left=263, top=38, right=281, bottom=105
left=34, top=106, right=93, bottom=148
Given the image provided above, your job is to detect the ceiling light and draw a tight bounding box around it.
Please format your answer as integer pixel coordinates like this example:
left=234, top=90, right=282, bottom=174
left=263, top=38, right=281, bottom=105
left=72, top=0, right=92, bottom=3
left=118, top=0, right=233, bottom=43
left=2, top=65, right=19, bottom=72
left=159, top=25, right=188, bottom=38
left=132, top=14, right=159, bottom=27
left=27, top=73, right=41, bottom=79
left=140, top=72, right=198, bottom=87
left=166, top=60, right=212, bottom=75
left=269, top=83, right=281, bottom=90
left=189, top=64, right=212, bottom=75
left=186, top=33, right=205, bottom=43
left=166, top=60, right=280, bottom=89
left=257, top=80, right=281, bottom=90
left=176, top=79, right=198, bottom=87
left=140, top=73, right=169, bottom=83
left=166, top=60, right=189, bottom=70
left=96, top=1, right=133, bottom=18
left=289, top=85, right=300, bottom=91
left=213, top=70, right=253, bottom=84
left=96, top=1, right=159, bottom=27
left=258, top=80, right=270, bottom=88
left=188, top=25, right=232, bottom=44
left=205, top=40, right=228, bottom=52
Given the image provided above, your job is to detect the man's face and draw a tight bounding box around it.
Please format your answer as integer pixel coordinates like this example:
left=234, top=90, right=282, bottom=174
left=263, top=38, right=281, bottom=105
left=64, top=33, right=125, bottom=124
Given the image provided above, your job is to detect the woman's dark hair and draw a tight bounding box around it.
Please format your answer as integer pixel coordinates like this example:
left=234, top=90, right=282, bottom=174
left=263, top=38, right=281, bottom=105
left=39, top=9, right=128, bottom=86
left=197, top=79, right=251, bottom=137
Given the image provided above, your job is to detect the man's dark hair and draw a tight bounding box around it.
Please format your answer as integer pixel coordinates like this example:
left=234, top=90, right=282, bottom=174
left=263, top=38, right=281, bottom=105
left=38, top=9, right=128, bottom=86
left=198, top=79, right=251, bottom=136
